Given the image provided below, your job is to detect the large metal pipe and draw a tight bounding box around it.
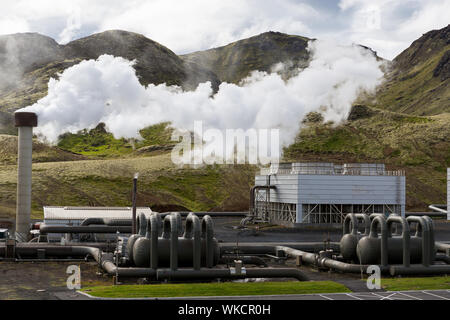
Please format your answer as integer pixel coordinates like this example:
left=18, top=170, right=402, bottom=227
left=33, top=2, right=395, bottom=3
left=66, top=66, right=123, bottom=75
left=155, top=268, right=308, bottom=281
left=407, top=216, right=431, bottom=266
left=80, top=218, right=131, bottom=226
left=201, top=215, right=214, bottom=268
left=126, top=213, right=147, bottom=266
left=132, top=213, right=160, bottom=268
left=390, top=265, right=450, bottom=276
left=219, top=255, right=268, bottom=266
left=14, top=112, right=38, bottom=242
left=219, top=242, right=341, bottom=255
left=161, top=212, right=248, bottom=218
left=428, top=204, right=447, bottom=214
left=148, top=214, right=159, bottom=269
left=340, top=213, right=370, bottom=261
left=132, top=173, right=138, bottom=234
left=435, top=242, right=450, bottom=254
left=364, top=215, right=388, bottom=266
left=243, top=185, right=276, bottom=225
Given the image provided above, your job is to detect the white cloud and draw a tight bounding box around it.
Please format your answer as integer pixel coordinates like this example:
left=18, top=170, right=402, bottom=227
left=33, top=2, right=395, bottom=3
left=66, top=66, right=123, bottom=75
left=0, top=1, right=448, bottom=59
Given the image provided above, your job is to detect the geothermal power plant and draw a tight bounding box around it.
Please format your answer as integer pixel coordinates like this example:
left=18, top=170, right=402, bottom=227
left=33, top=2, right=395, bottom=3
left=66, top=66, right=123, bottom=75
left=1, top=111, right=450, bottom=285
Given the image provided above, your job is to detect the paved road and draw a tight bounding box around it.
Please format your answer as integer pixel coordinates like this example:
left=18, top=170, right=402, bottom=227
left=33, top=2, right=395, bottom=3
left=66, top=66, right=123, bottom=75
left=68, top=289, right=450, bottom=300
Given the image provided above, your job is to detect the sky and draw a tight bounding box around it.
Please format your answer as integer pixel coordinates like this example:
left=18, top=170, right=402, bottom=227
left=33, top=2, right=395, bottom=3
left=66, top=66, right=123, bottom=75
left=0, top=0, right=449, bottom=60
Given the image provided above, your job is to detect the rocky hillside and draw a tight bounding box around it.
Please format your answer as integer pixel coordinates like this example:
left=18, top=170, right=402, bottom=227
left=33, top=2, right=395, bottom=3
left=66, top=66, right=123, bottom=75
left=181, top=31, right=311, bottom=83
left=0, top=27, right=449, bottom=213
left=0, top=30, right=221, bottom=133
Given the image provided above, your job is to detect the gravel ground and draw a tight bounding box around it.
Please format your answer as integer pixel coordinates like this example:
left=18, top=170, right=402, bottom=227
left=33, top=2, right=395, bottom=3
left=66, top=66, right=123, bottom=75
left=0, top=216, right=448, bottom=300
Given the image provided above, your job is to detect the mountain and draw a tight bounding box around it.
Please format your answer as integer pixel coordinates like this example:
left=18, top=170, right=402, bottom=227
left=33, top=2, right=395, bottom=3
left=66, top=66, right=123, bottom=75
left=370, top=24, right=450, bottom=115
left=0, top=30, right=221, bottom=133
left=181, top=31, right=311, bottom=83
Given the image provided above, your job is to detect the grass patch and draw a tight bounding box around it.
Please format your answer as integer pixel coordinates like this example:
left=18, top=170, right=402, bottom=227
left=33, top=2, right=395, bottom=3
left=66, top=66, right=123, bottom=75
left=381, top=276, right=450, bottom=291
left=81, top=281, right=350, bottom=298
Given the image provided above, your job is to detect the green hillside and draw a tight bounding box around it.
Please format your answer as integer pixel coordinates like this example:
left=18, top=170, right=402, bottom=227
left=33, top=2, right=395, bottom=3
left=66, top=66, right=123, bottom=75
left=369, top=25, right=450, bottom=115
left=285, top=106, right=450, bottom=210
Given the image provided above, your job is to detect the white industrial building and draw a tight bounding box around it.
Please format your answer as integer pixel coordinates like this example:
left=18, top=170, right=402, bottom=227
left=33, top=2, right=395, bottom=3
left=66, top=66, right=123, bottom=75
left=254, top=163, right=405, bottom=226
left=43, top=206, right=153, bottom=225
left=448, top=168, right=450, bottom=220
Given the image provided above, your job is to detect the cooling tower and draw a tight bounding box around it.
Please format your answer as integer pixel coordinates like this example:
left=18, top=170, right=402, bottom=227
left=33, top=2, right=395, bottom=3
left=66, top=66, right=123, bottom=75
left=14, top=112, right=38, bottom=242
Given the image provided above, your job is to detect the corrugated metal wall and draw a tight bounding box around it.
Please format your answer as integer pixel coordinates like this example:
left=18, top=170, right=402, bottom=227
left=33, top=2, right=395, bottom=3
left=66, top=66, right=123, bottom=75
left=297, top=175, right=405, bottom=205
left=447, top=168, right=449, bottom=220
left=255, top=172, right=406, bottom=223
left=255, top=174, right=298, bottom=204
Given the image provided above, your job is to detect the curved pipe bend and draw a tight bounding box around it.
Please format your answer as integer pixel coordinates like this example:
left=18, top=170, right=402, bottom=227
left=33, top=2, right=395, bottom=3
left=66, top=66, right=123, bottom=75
left=162, top=214, right=179, bottom=271
left=201, top=215, right=214, bottom=268
left=407, top=216, right=431, bottom=266
left=147, top=214, right=159, bottom=269
left=184, top=213, right=201, bottom=270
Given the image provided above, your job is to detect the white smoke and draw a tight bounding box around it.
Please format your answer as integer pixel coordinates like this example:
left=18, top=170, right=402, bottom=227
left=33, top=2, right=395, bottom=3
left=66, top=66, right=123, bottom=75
left=18, top=40, right=384, bottom=150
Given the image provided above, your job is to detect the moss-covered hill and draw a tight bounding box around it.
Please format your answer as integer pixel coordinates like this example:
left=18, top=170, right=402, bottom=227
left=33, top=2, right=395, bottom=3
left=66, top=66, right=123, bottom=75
left=285, top=106, right=450, bottom=211
left=0, top=30, right=221, bottom=133
left=369, top=25, right=450, bottom=115
left=0, top=26, right=449, bottom=216
left=181, top=31, right=311, bottom=83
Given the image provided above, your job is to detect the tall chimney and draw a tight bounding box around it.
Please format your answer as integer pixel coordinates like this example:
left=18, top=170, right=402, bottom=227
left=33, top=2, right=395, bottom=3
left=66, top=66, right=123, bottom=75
left=14, top=112, right=37, bottom=242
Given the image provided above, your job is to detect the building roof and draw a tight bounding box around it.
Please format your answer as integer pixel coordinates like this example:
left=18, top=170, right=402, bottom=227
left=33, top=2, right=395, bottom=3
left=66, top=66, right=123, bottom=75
left=43, top=206, right=153, bottom=221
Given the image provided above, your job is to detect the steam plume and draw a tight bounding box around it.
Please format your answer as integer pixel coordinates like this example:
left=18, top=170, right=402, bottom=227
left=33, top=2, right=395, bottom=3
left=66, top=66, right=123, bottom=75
left=18, top=40, right=385, bottom=149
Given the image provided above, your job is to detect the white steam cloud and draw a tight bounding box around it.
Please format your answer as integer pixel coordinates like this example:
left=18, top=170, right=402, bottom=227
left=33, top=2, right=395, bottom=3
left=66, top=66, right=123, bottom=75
left=19, top=41, right=384, bottom=150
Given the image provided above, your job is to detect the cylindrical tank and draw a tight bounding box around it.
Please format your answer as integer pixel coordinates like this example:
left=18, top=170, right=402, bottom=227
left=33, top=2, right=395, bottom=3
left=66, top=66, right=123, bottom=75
left=340, top=213, right=370, bottom=261
left=340, top=234, right=359, bottom=261
left=133, top=237, right=220, bottom=267
left=356, top=236, right=431, bottom=264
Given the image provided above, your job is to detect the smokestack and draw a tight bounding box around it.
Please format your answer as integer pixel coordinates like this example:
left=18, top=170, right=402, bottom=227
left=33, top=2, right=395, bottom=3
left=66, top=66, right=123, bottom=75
left=132, top=173, right=139, bottom=234
left=14, top=112, right=37, bottom=242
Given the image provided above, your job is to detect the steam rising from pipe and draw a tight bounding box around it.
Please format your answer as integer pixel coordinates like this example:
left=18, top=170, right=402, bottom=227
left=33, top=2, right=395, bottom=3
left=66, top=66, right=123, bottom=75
left=18, top=40, right=385, bottom=149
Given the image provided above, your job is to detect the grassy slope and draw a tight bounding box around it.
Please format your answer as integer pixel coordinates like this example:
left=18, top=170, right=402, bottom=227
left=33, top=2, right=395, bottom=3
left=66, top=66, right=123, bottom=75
left=56, top=122, right=174, bottom=158
left=0, top=134, right=85, bottom=165
left=369, top=25, right=450, bottom=115
left=0, top=29, right=449, bottom=216
left=0, top=152, right=256, bottom=218
left=372, top=45, right=450, bottom=116
left=81, top=281, right=350, bottom=298
left=0, top=31, right=221, bottom=133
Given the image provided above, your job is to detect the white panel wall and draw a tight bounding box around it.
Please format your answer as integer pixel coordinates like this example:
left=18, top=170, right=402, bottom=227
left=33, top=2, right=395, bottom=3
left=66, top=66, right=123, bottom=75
left=447, top=168, right=450, bottom=220
left=255, top=174, right=298, bottom=204
left=297, top=175, right=405, bottom=205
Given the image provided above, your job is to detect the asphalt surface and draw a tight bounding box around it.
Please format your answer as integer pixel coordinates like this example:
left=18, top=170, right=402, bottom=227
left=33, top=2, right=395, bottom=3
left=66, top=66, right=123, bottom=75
left=70, top=289, right=450, bottom=300
left=0, top=216, right=449, bottom=300
left=213, top=217, right=450, bottom=243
